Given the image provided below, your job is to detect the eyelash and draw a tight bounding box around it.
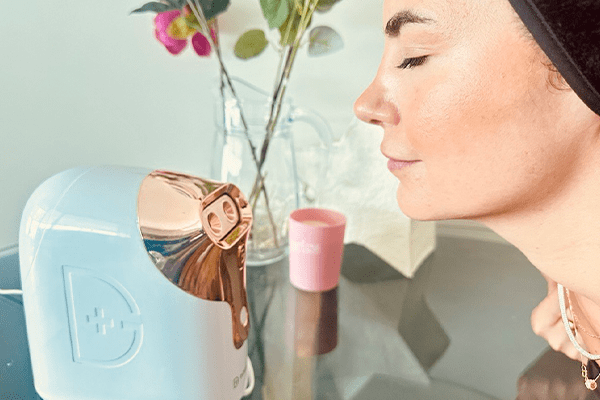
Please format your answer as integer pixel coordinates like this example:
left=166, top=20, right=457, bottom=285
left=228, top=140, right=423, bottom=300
left=397, top=56, right=428, bottom=69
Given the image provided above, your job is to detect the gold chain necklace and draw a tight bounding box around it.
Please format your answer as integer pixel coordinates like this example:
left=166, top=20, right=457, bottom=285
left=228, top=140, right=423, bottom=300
left=564, top=287, right=600, bottom=390
left=566, top=288, right=600, bottom=339
left=582, top=362, right=600, bottom=390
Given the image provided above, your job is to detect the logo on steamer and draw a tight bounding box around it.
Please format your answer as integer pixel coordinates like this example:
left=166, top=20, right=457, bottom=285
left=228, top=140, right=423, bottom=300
left=289, top=239, right=320, bottom=255
left=233, top=361, right=248, bottom=389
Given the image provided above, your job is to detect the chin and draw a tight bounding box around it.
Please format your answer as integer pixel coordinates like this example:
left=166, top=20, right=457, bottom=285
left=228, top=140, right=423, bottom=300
left=397, top=206, right=443, bottom=222
left=395, top=192, right=438, bottom=221
left=395, top=189, right=473, bottom=222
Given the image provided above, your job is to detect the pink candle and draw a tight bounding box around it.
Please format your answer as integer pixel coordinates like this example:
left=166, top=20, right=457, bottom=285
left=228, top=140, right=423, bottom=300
left=301, top=220, right=329, bottom=227
left=288, top=208, right=346, bottom=292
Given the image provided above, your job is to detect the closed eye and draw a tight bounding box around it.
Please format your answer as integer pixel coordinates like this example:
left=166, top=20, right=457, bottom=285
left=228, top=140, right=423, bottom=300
left=398, top=56, right=428, bottom=69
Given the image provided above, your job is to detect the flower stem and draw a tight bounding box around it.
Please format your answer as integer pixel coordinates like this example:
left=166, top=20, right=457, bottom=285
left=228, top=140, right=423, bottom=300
left=187, top=0, right=280, bottom=247
left=247, top=0, right=319, bottom=207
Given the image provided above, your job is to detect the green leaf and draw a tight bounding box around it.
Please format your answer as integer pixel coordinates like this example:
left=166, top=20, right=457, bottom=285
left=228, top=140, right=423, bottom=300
left=234, top=29, right=269, bottom=59
left=316, top=0, right=341, bottom=13
left=174, top=0, right=229, bottom=20
left=164, top=0, right=180, bottom=9
left=131, top=2, right=175, bottom=14
left=308, top=26, right=343, bottom=56
left=260, top=0, right=290, bottom=29
left=278, top=9, right=309, bottom=46
left=198, top=0, right=230, bottom=20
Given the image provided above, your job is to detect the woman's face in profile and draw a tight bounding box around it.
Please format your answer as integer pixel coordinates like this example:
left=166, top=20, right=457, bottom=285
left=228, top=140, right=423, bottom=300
left=354, top=0, right=593, bottom=222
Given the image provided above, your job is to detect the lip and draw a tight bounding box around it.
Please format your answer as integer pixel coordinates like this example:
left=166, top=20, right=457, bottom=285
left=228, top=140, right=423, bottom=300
left=386, top=158, right=420, bottom=171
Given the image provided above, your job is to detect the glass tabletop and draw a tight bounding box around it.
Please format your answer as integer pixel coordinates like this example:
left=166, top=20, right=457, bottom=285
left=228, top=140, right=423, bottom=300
left=245, top=249, right=496, bottom=400
left=244, top=241, right=600, bottom=400
left=1, top=241, right=599, bottom=400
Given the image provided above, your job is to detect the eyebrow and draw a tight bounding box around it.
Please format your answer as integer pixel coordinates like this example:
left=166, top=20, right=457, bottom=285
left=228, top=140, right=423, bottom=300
left=385, top=10, right=434, bottom=37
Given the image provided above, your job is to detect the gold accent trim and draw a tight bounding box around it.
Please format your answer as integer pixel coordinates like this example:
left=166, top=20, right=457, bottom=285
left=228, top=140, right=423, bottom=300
left=137, top=170, right=252, bottom=349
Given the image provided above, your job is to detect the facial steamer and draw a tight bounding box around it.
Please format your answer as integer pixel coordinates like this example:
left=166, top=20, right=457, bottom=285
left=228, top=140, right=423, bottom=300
left=18, top=166, right=255, bottom=399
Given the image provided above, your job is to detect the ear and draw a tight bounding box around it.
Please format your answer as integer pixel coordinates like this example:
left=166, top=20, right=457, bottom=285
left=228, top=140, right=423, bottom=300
left=545, top=66, right=570, bottom=92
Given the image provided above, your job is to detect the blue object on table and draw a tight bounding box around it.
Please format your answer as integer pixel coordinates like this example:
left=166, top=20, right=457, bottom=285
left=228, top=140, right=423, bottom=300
left=16, top=166, right=254, bottom=400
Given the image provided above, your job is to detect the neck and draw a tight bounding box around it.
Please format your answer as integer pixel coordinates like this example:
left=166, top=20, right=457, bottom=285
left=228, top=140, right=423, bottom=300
left=474, top=150, right=600, bottom=340
left=476, top=164, right=600, bottom=304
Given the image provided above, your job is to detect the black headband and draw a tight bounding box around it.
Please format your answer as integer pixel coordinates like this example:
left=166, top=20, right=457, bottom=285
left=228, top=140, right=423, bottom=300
left=508, top=0, right=600, bottom=116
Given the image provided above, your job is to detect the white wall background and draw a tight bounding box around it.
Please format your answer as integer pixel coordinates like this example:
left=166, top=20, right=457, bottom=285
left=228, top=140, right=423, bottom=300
left=0, top=0, right=385, bottom=250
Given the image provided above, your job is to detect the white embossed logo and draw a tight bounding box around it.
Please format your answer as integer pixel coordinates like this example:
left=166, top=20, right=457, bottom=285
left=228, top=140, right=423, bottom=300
left=63, top=265, right=143, bottom=367
left=289, top=239, right=320, bottom=255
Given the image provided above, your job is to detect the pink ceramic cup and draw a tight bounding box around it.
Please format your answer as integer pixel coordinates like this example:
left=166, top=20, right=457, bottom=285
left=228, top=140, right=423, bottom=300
left=289, top=208, right=346, bottom=292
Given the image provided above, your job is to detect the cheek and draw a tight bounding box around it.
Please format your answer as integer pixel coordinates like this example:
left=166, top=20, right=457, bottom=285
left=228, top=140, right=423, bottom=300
left=403, top=49, right=540, bottom=164
left=403, top=68, right=486, bottom=159
left=397, top=56, right=550, bottom=203
left=399, top=58, right=579, bottom=213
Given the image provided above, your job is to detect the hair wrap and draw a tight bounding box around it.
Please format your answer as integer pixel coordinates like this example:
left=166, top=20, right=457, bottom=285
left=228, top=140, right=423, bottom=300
left=508, top=0, right=600, bottom=115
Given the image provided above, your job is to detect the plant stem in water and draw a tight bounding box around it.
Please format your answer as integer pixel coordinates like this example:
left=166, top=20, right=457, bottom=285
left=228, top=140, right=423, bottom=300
left=248, top=0, right=319, bottom=208
left=187, top=0, right=280, bottom=247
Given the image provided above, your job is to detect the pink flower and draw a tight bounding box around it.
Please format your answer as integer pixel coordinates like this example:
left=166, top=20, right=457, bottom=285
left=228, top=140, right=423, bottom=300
left=191, top=31, right=211, bottom=56
left=153, top=9, right=213, bottom=56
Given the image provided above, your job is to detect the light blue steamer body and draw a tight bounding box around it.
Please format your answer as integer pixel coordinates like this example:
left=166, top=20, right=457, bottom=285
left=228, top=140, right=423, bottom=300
left=19, top=166, right=253, bottom=400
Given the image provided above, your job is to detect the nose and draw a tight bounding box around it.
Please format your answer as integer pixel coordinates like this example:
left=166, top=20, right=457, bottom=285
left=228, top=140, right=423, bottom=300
left=354, top=75, right=398, bottom=126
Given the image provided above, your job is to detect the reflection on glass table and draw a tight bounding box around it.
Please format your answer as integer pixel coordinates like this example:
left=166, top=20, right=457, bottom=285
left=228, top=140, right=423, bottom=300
left=2, top=238, right=599, bottom=399
left=246, top=243, right=493, bottom=400
left=516, top=349, right=599, bottom=400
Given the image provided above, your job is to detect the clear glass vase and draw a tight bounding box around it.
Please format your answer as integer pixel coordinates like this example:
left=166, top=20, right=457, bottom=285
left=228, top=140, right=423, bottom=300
left=210, top=77, right=333, bottom=266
